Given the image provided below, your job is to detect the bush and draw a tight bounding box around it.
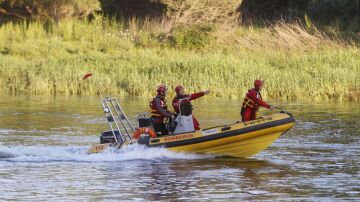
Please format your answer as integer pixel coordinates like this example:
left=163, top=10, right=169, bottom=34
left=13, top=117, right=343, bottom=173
left=171, top=24, right=214, bottom=50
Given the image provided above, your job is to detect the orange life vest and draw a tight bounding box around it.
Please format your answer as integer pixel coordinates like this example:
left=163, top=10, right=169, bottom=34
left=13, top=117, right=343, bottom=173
left=149, top=97, right=168, bottom=118
left=242, top=91, right=263, bottom=110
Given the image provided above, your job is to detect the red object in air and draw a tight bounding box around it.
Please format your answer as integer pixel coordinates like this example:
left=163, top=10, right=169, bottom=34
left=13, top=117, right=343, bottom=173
left=175, top=85, right=184, bottom=94
left=254, top=80, right=264, bottom=90
left=157, top=84, right=167, bottom=94
left=83, top=73, right=93, bottom=80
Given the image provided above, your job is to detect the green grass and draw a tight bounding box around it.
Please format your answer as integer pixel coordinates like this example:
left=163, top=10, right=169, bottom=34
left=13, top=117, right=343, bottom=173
left=0, top=18, right=359, bottom=101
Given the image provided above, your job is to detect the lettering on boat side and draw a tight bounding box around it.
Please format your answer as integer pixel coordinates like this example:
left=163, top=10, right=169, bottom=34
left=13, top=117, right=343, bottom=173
left=94, top=144, right=105, bottom=152
left=164, top=134, right=194, bottom=142
left=202, top=129, right=218, bottom=135
left=150, top=138, right=160, bottom=143
left=243, top=117, right=273, bottom=127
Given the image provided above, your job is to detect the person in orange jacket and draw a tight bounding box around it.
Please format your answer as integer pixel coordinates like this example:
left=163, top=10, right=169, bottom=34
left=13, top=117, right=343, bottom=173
left=172, top=85, right=210, bottom=130
left=150, top=84, right=174, bottom=136
left=241, top=80, right=275, bottom=122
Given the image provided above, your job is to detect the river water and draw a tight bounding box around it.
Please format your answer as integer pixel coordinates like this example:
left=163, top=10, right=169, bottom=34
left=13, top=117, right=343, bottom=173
left=0, top=96, right=359, bottom=201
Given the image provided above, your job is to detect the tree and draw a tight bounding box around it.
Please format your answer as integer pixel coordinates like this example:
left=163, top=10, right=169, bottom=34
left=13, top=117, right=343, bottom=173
left=0, top=0, right=100, bottom=22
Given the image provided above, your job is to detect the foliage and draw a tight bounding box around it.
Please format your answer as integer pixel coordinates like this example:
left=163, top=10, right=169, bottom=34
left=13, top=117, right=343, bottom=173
left=304, top=14, right=312, bottom=29
left=239, top=0, right=360, bottom=31
left=0, top=0, right=100, bottom=22
left=1, top=0, right=359, bottom=34
left=99, top=0, right=166, bottom=19
left=171, top=24, right=214, bottom=50
left=0, top=18, right=359, bottom=101
left=163, top=0, right=239, bottom=24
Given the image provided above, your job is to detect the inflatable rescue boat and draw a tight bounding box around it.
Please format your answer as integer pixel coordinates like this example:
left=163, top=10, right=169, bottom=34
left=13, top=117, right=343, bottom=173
left=87, top=97, right=295, bottom=158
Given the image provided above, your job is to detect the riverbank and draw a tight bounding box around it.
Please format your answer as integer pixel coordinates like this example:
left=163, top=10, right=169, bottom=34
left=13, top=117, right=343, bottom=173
left=0, top=18, right=359, bottom=101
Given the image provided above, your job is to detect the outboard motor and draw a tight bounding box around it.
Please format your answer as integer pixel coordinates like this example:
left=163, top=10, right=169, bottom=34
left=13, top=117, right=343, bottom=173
left=137, top=113, right=153, bottom=128
left=173, top=99, right=195, bottom=134
left=99, top=97, right=135, bottom=144
left=100, top=130, right=121, bottom=144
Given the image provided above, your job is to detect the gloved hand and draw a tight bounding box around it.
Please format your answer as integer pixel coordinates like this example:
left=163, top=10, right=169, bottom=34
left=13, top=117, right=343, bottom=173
left=203, top=90, right=210, bottom=95
left=269, top=105, right=276, bottom=110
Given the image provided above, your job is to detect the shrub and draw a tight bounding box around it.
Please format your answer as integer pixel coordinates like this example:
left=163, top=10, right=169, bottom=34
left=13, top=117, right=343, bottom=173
left=171, top=24, right=214, bottom=50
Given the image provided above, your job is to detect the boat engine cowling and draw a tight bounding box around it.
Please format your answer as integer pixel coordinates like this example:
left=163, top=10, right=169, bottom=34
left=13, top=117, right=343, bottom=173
left=138, top=117, right=152, bottom=128
left=100, top=130, right=120, bottom=144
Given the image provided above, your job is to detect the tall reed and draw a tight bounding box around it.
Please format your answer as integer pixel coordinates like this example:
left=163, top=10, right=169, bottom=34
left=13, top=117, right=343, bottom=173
left=0, top=17, right=359, bottom=101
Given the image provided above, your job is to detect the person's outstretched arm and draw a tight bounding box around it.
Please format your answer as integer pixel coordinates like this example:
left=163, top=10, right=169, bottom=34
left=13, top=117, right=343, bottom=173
left=189, top=90, right=210, bottom=101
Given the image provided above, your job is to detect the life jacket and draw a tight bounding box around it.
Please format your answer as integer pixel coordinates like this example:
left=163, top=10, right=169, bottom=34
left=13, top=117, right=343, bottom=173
left=174, top=95, right=193, bottom=116
left=150, top=96, right=168, bottom=118
left=242, top=90, right=262, bottom=111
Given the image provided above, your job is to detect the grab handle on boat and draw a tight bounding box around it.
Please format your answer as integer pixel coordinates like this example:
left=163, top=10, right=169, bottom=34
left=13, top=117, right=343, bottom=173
left=221, top=126, right=231, bottom=131
left=272, top=105, right=293, bottom=117
left=279, top=110, right=293, bottom=117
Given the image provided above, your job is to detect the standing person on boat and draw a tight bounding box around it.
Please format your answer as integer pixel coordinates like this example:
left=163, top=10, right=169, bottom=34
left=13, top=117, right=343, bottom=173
left=150, top=84, right=173, bottom=136
left=241, top=80, right=275, bottom=122
left=172, top=86, right=210, bottom=130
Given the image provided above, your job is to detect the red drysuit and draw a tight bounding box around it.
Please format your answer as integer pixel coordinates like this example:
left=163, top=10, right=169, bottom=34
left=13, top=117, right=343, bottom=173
left=172, top=92, right=205, bottom=130
left=241, top=88, right=270, bottom=122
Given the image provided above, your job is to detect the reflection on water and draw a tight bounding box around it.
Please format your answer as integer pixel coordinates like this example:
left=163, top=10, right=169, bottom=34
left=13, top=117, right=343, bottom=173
left=0, top=96, right=359, bottom=201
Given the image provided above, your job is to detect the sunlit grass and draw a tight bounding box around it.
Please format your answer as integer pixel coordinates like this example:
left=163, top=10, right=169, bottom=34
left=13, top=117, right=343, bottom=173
left=0, top=17, right=359, bottom=101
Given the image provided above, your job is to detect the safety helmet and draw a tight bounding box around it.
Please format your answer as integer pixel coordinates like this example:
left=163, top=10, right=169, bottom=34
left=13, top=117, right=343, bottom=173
left=157, top=84, right=167, bottom=94
left=175, top=85, right=184, bottom=95
left=254, top=80, right=264, bottom=90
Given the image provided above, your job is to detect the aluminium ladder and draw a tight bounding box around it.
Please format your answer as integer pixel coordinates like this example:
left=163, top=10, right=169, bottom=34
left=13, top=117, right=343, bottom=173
left=101, top=97, right=135, bottom=143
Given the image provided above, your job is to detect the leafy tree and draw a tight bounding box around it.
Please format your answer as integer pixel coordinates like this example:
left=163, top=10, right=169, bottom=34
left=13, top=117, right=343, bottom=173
left=0, top=0, right=99, bottom=22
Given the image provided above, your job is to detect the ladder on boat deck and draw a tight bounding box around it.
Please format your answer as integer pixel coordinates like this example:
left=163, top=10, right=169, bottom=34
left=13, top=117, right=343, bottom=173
left=101, top=97, right=135, bottom=143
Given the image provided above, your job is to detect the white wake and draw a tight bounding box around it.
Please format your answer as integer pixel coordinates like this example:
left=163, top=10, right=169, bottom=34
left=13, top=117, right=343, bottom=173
left=0, top=144, right=212, bottom=162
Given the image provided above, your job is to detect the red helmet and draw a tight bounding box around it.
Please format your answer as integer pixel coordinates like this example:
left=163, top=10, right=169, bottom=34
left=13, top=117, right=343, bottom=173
left=175, top=85, right=184, bottom=94
left=254, top=80, right=264, bottom=90
left=157, top=84, right=167, bottom=94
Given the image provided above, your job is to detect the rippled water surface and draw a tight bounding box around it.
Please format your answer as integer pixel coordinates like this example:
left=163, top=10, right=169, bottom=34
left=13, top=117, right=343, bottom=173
left=0, top=96, right=359, bottom=201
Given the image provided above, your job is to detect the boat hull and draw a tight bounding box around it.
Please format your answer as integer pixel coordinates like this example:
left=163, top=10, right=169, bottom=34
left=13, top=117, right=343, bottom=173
left=87, top=112, right=295, bottom=157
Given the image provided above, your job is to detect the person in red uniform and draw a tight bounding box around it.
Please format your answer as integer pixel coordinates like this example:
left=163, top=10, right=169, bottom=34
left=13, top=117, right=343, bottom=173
left=172, top=85, right=210, bottom=130
left=241, top=80, right=275, bottom=122
left=150, top=84, right=173, bottom=136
